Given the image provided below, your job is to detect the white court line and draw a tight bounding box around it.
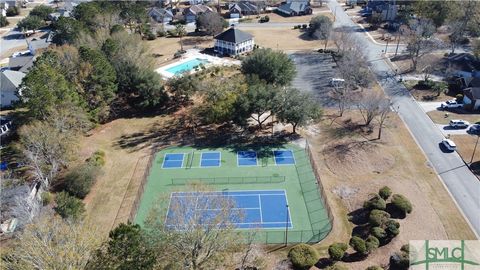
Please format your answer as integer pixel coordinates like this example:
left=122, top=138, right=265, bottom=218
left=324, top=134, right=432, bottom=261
left=258, top=194, right=263, bottom=223
left=199, top=151, right=222, bottom=168
left=161, top=153, right=186, bottom=169
left=164, top=192, right=174, bottom=225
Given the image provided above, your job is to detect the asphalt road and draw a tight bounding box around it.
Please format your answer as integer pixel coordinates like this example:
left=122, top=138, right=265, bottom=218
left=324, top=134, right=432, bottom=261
left=326, top=0, right=480, bottom=237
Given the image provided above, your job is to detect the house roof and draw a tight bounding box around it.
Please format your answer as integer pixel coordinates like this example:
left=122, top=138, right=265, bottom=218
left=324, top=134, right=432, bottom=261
left=229, top=1, right=259, bottom=13
left=28, top=32, right=53, bottom=53
left=8, top=55, right=34, bottom=71
left=1, top=70, right=26, bottom=89
left=278, top=0, right=310, bottom=14
left=148, top=7, right=174, bottom=18
left=186, top=4, right=212, bottom=15
left=463, top=87, right=480, bottom=100
left=214, top=27, right=253, bottom=43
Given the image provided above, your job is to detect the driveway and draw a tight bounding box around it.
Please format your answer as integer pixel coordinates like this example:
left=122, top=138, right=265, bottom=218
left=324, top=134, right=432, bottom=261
left=328, top=0, right=480, bottom=236
left=418, top=101, right=443, bottom=113
left=437, top=125, right=470, bottom=136
left=0, top=29, right=27, bottom=55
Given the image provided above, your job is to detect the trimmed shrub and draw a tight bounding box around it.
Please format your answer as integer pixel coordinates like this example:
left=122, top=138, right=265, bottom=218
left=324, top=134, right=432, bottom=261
left=64, top=163, right=101, bottom=199
left=378, top=186, right=392, bottom=200
left=87, top=150, right=106, bottom=167
left=6, top=6, right=19, bottom=16
left=363, top=194, right=386, bottom=210
left=328, top=243, right=348, bottom=261
left=288, top=244, right=319, bottom=269
left=390, top=248, right=409, bottom=270
left=365, top=235, right=380, bottom=252
left=366, top=266, right=383, bottom=270
left=371, top=227, right=387, bottom=239
left=349, top=236, right=367, bottom=255
left=385, top=219, right=400, bottom=237
left=146, top=31, right=157, bottom=40
left=41, top=191, right=53, bottom=205
left=54, top=191, right=85, bottom=221
left=391, top=194, right=413, bottom=215
left=369, top=210, right=390, bottom=227
left=455, top=93, right=464, bottom=103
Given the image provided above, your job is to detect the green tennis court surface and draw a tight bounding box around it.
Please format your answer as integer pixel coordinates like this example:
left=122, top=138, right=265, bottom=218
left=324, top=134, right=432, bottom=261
left=134, top=144, right=332, bottom=244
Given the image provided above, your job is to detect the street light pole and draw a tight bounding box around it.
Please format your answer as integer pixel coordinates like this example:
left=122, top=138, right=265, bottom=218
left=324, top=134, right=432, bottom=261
left=284, top=204, right=289, bottom=246
left=470, top=135, right=479, bottom=164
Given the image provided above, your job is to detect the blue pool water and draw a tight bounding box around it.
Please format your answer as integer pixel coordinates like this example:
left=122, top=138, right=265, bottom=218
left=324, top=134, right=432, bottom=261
left=166, top=58, right=209, bottom=75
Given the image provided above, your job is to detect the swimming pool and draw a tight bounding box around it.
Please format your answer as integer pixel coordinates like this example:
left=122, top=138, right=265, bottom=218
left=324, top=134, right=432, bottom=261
left=166, top=58, right=209, bottom=75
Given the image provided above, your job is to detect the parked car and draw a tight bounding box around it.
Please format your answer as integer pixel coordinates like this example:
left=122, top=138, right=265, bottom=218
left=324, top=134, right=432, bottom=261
left=449, top=119, right=470, bottom=129
left=441, top=139, right=457, bottom=151
left=440, top=99, right=463, bottom=110
left=468, top=124, right=480, bottom=135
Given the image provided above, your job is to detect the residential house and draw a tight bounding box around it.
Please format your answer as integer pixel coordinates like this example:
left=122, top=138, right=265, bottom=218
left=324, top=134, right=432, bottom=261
left=0, top=70, right=25, bottom=108
left=8, top=53, right=34, bottom=72
left=229, top=1, right=264, bottom=18
left=148, top=7, right=174, bottom=23
left=462, top=78, right=480, bottom=111
left=214, top=26, right=254, bottom=56
left=184, top=4, right=213, bottom=23
left=365, top=0, right=398, bottom=21
left=27, top=31, right=53, bottom=55
left=189, top=0, right=209, bottom=5
left=277, top=0, right=312, bottom=16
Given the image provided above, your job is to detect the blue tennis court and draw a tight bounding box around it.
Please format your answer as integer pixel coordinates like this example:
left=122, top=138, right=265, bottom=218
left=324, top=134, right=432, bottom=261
left=165, top=190, right=292, bottom=229
left=237, top=151, right=258, bottom=166
left=273, top=150, right=295, bottom=165
left=162, top=153, right=185, bottom=169
left=200, top=152, right=221, bottom=167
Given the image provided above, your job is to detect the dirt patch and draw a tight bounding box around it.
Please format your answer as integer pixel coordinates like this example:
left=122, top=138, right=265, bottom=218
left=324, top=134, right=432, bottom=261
left=325, top=138, right=395, bottom=179
left=241, top=27, right=328, bottom=51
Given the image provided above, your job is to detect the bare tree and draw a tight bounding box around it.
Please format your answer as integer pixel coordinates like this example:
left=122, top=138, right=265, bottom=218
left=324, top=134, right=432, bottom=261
left=329, top=85, right=351, bottom=117
left=3, top=214, right=102, bottom=269
left=331, top=27, right=357, bottom=54
left=337, top=47, right=374, bottom=89
left=356, top=91, right=389, bottom=127
left=145, top=183, right=247, bottom=270
left=375, top=98, right=391, bottom=139
left=405, top=19, right=440, bottom=71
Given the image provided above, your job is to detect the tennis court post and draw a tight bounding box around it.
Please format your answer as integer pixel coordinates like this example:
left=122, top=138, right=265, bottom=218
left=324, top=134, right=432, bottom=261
left=284, top=204, right=289, bottom=246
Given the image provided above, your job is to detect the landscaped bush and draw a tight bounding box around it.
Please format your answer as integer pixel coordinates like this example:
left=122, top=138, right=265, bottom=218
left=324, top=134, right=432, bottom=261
left=87, top=150, right=106, bottom=167
left=157, top=29, right=166, bottom=37
left=146, top=31, right=157, bottom=40
left=378, top=186, right=392, bottom=200
left=6, top=6, right=19, bottom=16
left=54, top=191, right=86, bottom=221
left=390, top=244, right=410, bottom=270
left=363, top=194, right=386, bottom=210
left=328, top=243, right=348, bottom=261
left=370, top=227, right=387, bottom=239
left=349, top=236, right=367, bottom=255
left=302, top=24, right=308, bottom=29
left=0, top=15, right=8, bottom=27
left=369, top=210, right=390, bottom=227
left=391, top=194, right=412, bottom=215
left=455, top=93, right=464, bottom=103
left=385, top=219, right=400, bottom=237
left=365, top=235, right=380, bottom=252
left=64, top=163, right=101, bottom=199
left=288, top=244, right=319, bottom=269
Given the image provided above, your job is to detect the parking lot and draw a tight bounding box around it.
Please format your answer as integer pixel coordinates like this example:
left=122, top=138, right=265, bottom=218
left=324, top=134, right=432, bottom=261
left=290, top=52, right=339, bottom=107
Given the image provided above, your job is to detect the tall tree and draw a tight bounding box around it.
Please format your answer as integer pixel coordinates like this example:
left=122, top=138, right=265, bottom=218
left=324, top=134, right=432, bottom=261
left=0, top=15, right=9, bottom=27
left=21, top=53, right=81, bottom=120
left=474, top=39, right=480, bottom=60
left=73, top=1, right=101, bottom=31
left=309, top=15, right=333, bottom=49
left=413, top=0, right=454, bottom=28
left=175, top=24, right=187, bottom=51
left=78, top=46, right=117, bottom=122
left=276, top=88, right=322, bottom=134
left=356, top=91, right=389, bottom=127
left=196, top=12, right=227, bottom=36
left=405, top=19, right=439, bottom=71
left=241, top=48, right=296, bottom=86
left=52, top=17, right=87, bottom=45
left=88, top=223, right=157, bottom=270
left=337, top=47, right=373, bottom=89
left=3, top=215, right=102, bottom=269
left=17, top=15, right=44, bottom=32
left=30, top=4, right=55, bottom=21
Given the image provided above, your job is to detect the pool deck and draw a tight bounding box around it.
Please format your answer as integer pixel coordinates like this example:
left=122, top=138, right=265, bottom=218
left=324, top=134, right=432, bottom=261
left=155, top=49, right=240, bottom=79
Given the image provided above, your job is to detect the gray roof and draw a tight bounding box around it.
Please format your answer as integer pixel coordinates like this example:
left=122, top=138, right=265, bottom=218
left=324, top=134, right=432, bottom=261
left=148, top=7, right=174, bottom=18
left=185, top=4, right=212, bottom=15
left=278, top=0, right=310, bottom=14
left=214, top=27, right=253, bottom=43
left=8, top=55, right=34, bottom=71
left=1, top=70, right=26, bottom=88
left=229, top=1, right=260, bottom=13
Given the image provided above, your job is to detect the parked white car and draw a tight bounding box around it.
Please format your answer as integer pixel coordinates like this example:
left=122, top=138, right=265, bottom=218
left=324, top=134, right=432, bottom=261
left=440, top=99, right=463, bottom=109
left=441, top=139, right=457, bottom=151
left=449, top=120, right=470, bottom=129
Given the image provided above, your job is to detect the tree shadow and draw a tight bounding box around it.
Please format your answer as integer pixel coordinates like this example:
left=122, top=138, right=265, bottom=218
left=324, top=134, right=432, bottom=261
left=386, top=203, right=406, bottom=219
left=342, top=252, right=368, bottom=262
left=352, top=224, right=370, bottom=239
left=315, top=258, right=334, bottom=269
left=347, top=207, right=369, bottom=226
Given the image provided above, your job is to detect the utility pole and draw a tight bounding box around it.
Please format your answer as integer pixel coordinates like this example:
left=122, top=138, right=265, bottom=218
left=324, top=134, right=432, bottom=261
left=470, top=135, right=479, bottom=164
left=384, top=37, right=390, bottom=54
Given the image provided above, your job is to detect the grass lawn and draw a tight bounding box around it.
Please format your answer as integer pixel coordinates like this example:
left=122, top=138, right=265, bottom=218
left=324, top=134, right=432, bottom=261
left=303, top=109, right=476, bottom=269
left=450, top=134, right=480, bottom=176
left=134, top=144, right=331, bottom=244
left=240, top=27, right=328, bottom=51
left=427, top=110, right=480, bottom=125
left=403, top=80, right=453, bottom=102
